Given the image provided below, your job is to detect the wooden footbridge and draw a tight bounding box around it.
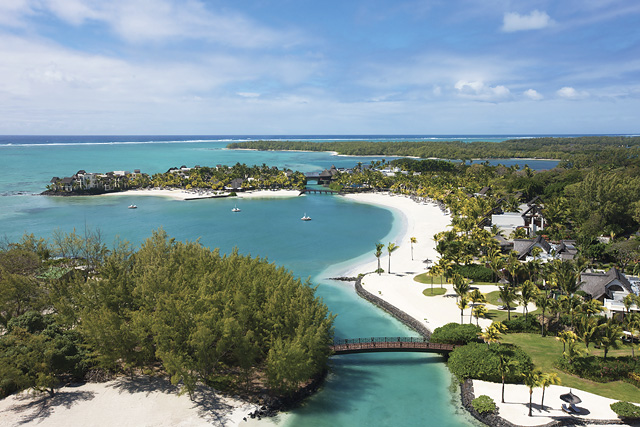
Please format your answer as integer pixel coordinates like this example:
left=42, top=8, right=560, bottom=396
left=330, top=337, right=458, bottom=355
left=299, top=188, right=340, bottom=195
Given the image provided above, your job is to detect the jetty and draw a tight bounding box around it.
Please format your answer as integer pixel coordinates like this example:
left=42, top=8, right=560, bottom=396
left=330, top=337, right=457, bottom=355
left=299, top=188, right=340, bottom=195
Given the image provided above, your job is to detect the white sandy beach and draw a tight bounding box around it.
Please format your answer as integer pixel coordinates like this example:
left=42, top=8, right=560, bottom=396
left=2, top=191, right=631, bottom=426
left=101, top=188, right=301, bottom=201
left=0, top=377, right=257, bottom=427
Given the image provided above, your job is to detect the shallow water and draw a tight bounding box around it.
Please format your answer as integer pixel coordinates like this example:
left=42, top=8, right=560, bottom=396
left=0, top=135, right=544, bottom=426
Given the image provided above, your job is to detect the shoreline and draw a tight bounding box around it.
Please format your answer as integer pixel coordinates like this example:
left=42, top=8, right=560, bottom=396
left=1, top=191, right=629, bottom=426
left=98, top=188, right=301, bottom=201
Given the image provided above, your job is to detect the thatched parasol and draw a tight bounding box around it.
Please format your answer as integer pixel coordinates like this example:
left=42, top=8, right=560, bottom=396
left=560, top=390, right=582, bottom=405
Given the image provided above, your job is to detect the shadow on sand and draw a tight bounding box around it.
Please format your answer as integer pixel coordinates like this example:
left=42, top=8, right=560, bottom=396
left=110, top=376, right=242, bottom=426
left=5, top=389, right=96, bottom=425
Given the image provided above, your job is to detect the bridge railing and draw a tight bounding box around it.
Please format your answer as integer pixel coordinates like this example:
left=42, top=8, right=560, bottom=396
left=333, top=337, right=428, bottom=346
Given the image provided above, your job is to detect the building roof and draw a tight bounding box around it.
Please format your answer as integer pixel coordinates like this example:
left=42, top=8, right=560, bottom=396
left=580, top=267, right=634, bottom=300
left=513, top=235, right=552, bottom=260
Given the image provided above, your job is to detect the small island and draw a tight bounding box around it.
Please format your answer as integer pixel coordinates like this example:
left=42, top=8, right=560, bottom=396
left=43, top=163, right=308, bottom=196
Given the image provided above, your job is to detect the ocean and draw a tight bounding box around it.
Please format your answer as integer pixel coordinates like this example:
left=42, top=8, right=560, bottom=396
left=0, top=135, right=568, bottom=426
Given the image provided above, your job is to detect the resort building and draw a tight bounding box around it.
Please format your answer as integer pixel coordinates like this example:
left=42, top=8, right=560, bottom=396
left=580, top=268, right=640, bottom=317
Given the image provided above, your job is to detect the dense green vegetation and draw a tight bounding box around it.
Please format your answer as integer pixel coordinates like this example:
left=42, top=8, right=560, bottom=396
left=430, top=323, right=481, bottom=345
left=0, top=230, right=334, bottom=399
left=611, top=401, right=640, bottom=419
left=227, top=136, right=640, bottom=163
left=448, top=342, right=533, bottom=383
left=471, top=395, right=497, bottom=414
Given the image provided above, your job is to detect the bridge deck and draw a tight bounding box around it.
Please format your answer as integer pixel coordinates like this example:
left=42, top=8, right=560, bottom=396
left=330, top=337, right=457, bottom=355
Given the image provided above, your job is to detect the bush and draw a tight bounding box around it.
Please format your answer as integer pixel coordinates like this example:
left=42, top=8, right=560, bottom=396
left=431, top=323, right=481, bottom=345
left=556, top=355, right=640, bottom=383
left=472, top=395, right=497, bottom=414
left=451, top=264, right=495, bottom=283
left=611, top=401, right=640, bottom=419
left=502, top=315, right=539, bottom=333
left=448, top=343, right=533, bottom=383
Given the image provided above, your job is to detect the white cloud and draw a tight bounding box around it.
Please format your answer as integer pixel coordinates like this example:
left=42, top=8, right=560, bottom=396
left=523, top=89, right=543, bottom=100
left=556, top=86, right=589, bottom=99
left=13, top=0, right=300, bottom=49
left=502, top=10, right=553, bottom=32
left=237, top=92, right=260, bottom=98
left=454, top=80, right=511, bottom=101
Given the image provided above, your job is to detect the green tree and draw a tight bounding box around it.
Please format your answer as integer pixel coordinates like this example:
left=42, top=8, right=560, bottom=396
left=374, top=243, right=384, bottom=275
left=522, top=368, right=543, bottom=417
left=458, top=296, right=469, bottom=324
left=534, top=294, right=552, bottom=336
left=519, top=280, right=539, bottom=318
left=598, top=319, right=623, bottom=361
left=539, top=372, right=561, bottom=409
left=410, top=236, right=417, bottom=260
left=498, top=285, right=517, bottom=321
left=494, top=346, right=519, bottom=403
left=387, top=242, right=399, bottom=273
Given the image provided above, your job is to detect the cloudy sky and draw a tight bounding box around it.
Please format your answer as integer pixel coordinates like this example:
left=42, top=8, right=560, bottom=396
left=1, top=0, right=639, bottom=135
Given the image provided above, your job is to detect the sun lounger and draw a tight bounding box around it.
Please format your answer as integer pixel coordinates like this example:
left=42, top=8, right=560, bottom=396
left=562, top=404, right=574, bottom=413
left=570, top=403, right=580, bottom=414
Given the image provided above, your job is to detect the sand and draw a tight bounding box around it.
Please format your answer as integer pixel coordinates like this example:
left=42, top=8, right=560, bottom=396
left=100, top=188, right=301, bottom=201
left=0, top=377, right=257, bottom=427
left=1, top=191, right=630, bottom=426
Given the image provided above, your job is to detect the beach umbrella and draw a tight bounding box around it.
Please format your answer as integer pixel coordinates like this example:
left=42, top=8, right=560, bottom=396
left=559, top=390, right=582, bottom=405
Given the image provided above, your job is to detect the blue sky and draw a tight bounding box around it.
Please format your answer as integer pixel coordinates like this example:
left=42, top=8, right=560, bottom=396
left=0, top=0, right=639, bottom=135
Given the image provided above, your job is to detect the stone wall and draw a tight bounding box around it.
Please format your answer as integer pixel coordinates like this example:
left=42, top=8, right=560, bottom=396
left=354, top=275, right=432, bottom=339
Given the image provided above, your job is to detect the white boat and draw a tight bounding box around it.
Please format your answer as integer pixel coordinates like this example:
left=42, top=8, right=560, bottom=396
left=128, top=204, right=137, bottom=209
left=232, top=205, right=241, bottom=212
left=301, top=213, right=311, bottom=221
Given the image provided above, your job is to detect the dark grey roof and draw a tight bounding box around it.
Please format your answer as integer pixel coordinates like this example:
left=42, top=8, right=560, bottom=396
left=477, top=186, right=491, bottom=195
left=556, top=240, right=578, bottom=260
left=527, top=195, right=542, bottom=206
left=513, top=235, right=552, bottom=260
left=50, top=177, right=60, bottom=183
left=580, top=267, right=634, bottom=300
left=493, top=234, right=513, bottom=248
left=521, top=204, right=543, bottom=218
left=61, top=177, right=74, bottom=184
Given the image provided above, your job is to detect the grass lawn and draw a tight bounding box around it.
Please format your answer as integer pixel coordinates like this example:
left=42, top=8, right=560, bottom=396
left=483, top=290, right=521, bottom=308
left=485, top=308, right=540, bottom=323
left=502, top=332, right=640, bottom=402
left=413, top=272, right=447, bottom=286
left=422, top=287, right=446, bottom=296
left=469, top=281, right=499, bottom=286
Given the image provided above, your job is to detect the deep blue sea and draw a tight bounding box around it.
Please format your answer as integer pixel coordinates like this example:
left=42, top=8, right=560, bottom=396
left=0, top=134, right=585, bottom=426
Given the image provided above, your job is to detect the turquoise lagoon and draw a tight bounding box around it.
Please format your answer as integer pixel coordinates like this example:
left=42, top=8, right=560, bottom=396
left=0, top=135, right=564, bottom=426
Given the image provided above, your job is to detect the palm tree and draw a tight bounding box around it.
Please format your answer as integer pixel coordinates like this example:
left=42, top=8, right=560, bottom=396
left=623, top=294, right=638, bottom=320
left=387, top=242, right=399, bottom=274
left=469, top=289, right=487, bottom=306
left=534, top=294, right=552, bottom=336
left=598, top=319, right=623, bottom=360
left=498, top=284, right=517, bottom=321
left=410, top=236, right=417, bottom=260
left=473, top=305, right=488, bottom=326
left=539, top=372, right=561, bottom=409
left=519, top=280, right=539, bottom=318
left=576, top=315, right=599, bottom=352
left=626, top=313, right=640, bottom=358
left=478, top=322, right=507, bottom=345
left=579, top=299, right=605, bottom=317
left=522, top=368, right=543, bottom=416
left=374, top=243, right=384, bottom=275
left=485, top=249, right=504, bottom=283
left=554, top=260, right=582, bottom=296
left=495, top=348, right=519, bottom=403
left=457, top=296, right=469, bottom=324
left=452, top=273, right=470, bottom=301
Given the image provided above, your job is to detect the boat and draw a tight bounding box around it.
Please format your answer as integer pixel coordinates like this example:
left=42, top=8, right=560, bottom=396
left=128, top=204, right=137, bottom=209
left=232, top=205, right=241, bottom=212
left=301, top=213, right=311, bottom=221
